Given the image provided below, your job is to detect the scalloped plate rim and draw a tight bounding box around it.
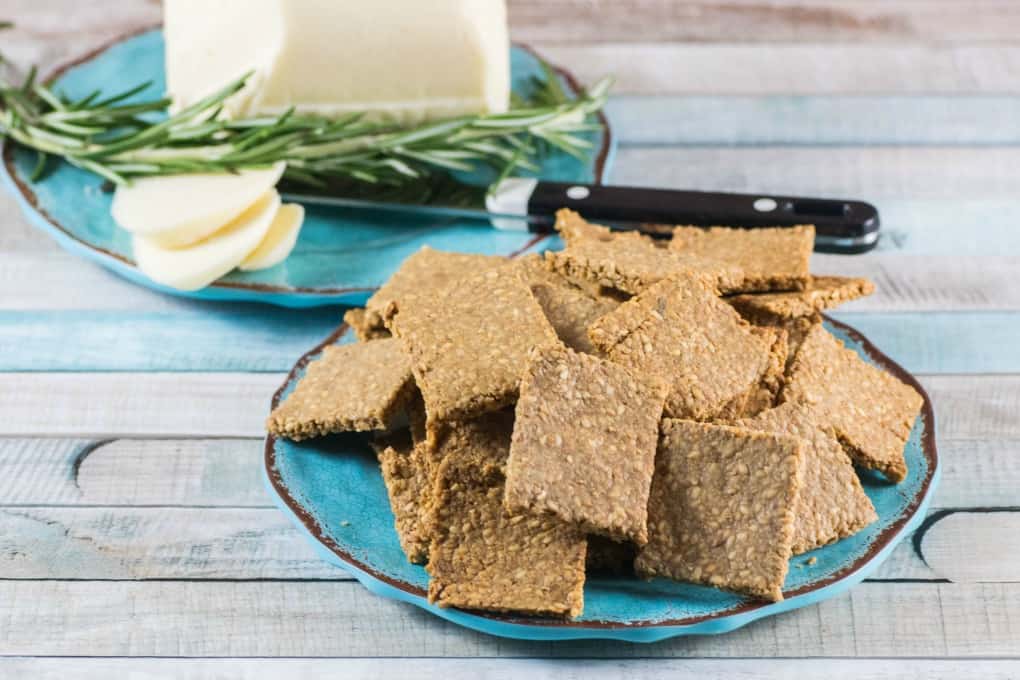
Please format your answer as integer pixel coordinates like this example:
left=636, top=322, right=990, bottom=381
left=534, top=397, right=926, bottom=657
left=0, top=26, right=614, bottom=309
left=262, top=315, right=940, bottom=642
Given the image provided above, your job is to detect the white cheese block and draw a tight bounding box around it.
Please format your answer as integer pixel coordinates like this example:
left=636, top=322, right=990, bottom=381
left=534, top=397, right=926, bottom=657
left=239, top=203, right=305, bottom=271
left=163, top=0, right=509, bottom=124
left=111, top=163, right=285, bottom=249
left=133, top=191, right=282, bottom=291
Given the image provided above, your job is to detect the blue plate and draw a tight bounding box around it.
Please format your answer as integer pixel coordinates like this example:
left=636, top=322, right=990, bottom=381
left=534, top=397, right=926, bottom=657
left=264, top=317, right=940, bottom=642
left=0, top=29, right=614, bottom=308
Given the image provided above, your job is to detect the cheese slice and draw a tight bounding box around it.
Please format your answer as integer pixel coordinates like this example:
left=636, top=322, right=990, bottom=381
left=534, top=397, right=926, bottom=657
left=133, top=191, right=282, bottom=291
left=163, top=0, right=510, bottom=124
left=239, top=203, right=305, bottom=271
left=112, top=163, right=285, bottom=249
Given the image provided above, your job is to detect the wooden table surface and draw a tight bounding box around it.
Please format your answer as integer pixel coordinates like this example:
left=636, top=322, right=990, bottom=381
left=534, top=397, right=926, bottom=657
left=3, top=2, right=1020, bottom=678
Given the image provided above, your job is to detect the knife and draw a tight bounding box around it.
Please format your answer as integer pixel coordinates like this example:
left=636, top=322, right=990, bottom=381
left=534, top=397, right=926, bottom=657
left=283, top=178, right=880, bottom=254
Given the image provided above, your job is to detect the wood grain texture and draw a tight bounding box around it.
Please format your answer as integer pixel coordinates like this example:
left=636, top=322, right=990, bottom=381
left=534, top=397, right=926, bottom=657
left=4, top=657, right=1020, bottom=679
left=0, top=580, right=1016, bottom=657
left=7, top=253, right=1020, bottom=313
left=0, top=373, right=1012, bottom=438
left=0, top=310, right=338, bottom=371
left=608, top=95, right=1020, bottom=146
left=0, top=373, right=282, bottom=437
left=538, top=44, right=1020, bottom=94
left=612, top=147, right=1020, bottom=200
left=1, top=436, right=1012, bottom=510
left=0, top=310, right=1015, bottom=372
left=0, top=504, right=1001, bottom=583
left=508, top=1, right=1020, bottom=45
left=0, top=435, right=1012, bottom=584
left=0, top=438, right=267, bottom=507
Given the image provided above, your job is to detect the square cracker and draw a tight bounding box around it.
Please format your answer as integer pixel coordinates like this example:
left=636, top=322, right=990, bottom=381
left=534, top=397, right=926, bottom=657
left=737, top=403, right=877, bottom=554
left=516, top=256, right=621, bottom=354
left=729, top=275, right=875, bottom=323
left=267, top=338, right=414, bottom=440
left=671, top=225, right=814, bottom=293
left=427, top=479, right=588, bottom=618
left=361, top=246, right=506, bottom=332
left=589, top=273, right=771, bottom=420
left=635, top=420, right=803, bottom=602
left=504, top=346, right=667, bottom=544
left=782, top=325, right=923, bottom=483
left=386, top=265, right=561, bottom=423
left=546, top=210, right=745, bottom=295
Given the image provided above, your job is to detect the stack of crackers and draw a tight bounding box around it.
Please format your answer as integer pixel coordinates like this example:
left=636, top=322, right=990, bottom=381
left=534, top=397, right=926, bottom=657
left=267, top=209, right=923, bottom=617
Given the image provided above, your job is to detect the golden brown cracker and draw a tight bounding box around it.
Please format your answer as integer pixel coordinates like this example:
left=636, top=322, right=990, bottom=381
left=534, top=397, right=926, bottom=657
left=635, top=420, right=803, bottom=602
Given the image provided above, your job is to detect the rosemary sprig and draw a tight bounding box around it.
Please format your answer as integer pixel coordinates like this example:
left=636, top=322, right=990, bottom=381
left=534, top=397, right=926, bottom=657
left=0, top=57, right=611, bottom=193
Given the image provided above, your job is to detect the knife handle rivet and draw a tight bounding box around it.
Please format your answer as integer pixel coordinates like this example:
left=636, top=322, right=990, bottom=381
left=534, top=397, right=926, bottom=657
left=753, top=197, right=778, bottom=212
left=566, top=185, right=590, bottom=200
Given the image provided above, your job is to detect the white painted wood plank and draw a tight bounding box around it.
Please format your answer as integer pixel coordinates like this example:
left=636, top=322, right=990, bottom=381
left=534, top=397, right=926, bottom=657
left=922, top=512, right=1020, bottom=584
left=6, top=252, right=1020, bottom=313
left=540, top=44, right=1020, bottom=95
left=0, top=373, right=1009, bottom=438
left=0, top=373, right=282, bottom=437
left=3, top=504, right=1009, bottom=583
left=0, top=580, right=1015, bottom=656
left=608, top=95, right=1020, bottom=146
left=0, top=252, right=217, bottom=311
left=509, top=0, right=1020, bottom=45
left=3, top=657, right=1019, bottom=680
left=0, top=506, right=344, bottom=580
left=612, top=147, right=1020, bottom=200
left=0, top=438, right=266, bottom=506
left=809, top=254, right=1020, bottom=312
left=4, top=436, right=1014, bottom=510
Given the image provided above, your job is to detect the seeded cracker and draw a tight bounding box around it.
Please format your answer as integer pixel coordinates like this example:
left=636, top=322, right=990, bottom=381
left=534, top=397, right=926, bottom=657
left=589, top=273, right=770, bottom=421
left=267, top=339, right=415, bottom=440
left=671, top=225, right=814, bottom=293
left=426, top=412, right=586, bottom=618
left=729, top=275, right=875, bottom=323
left=505, top=346, right=667, bottom=544
left=546, top=210, right=745, bottom=295
left=343, top=308, right=391, bottom=341
left=635, top=420, right=803, bottom=602
left=737, top=403, right=877, bottom=554
left=516, top=256, right=621, bottom=354
left=427, top=481, right=588, bottom=618
left=782, top=325, right=923, bottom=483
left=386, top=265, right=561, bottom=422
left=362, top=246, right=506, bottom=332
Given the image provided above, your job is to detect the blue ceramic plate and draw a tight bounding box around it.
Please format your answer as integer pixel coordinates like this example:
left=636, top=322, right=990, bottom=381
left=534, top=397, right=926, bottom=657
left=264, top=316, right=940, bottom=642
left=1, top=29, right=613, bottom=308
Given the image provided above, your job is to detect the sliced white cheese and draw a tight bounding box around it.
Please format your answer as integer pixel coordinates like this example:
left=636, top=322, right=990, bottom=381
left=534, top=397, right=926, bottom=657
left=239, top=203, right=305, bottom=271
left=133, top=190, right=282, bottom=291
left=111, top=163, right=285, bottom=249
left=163, top=0, right=510, bottom=124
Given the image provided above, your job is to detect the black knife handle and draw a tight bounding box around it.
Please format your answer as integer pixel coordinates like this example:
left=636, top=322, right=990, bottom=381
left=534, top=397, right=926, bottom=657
left=526, top=181, right=880, bottom=254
